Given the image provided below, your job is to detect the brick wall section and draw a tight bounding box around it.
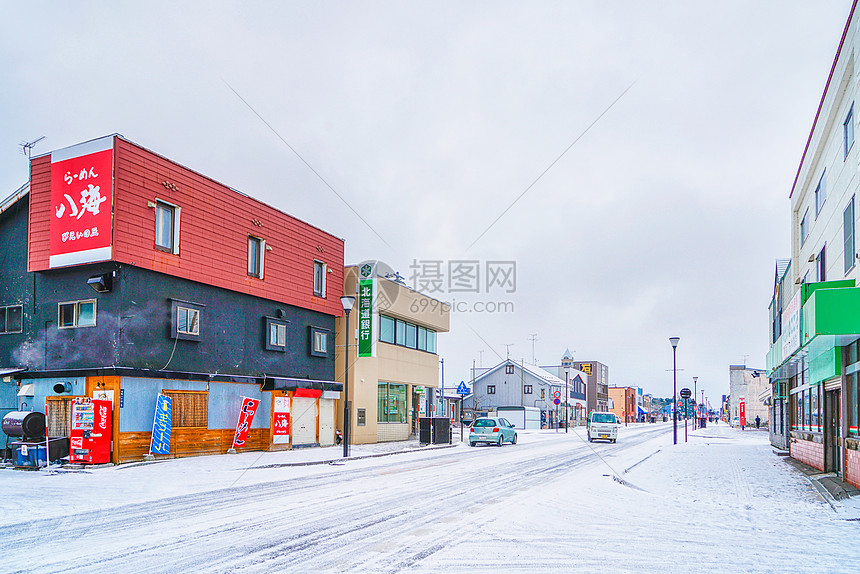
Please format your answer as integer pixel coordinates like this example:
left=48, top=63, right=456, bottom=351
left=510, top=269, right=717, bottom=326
left=28, top=136, right=344, bottom=317
left=846, top=447, right=860, bottom=489
left=790, top=437, right=824, bottom=471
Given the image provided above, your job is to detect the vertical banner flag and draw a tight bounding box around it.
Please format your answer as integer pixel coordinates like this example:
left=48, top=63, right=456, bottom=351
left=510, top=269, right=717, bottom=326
left=150, top=394, right=172, bottom=455
left=232, top=397, right=260, bottom=449
left=49, top=136, right=114, bottom=268
left=739, top=398, right=746, bottom=428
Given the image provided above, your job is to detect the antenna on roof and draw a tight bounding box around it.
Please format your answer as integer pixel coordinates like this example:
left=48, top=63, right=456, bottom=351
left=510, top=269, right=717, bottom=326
left=528, top=333, right=538, bottom=364
left=20, top=136, right=46, bottom=159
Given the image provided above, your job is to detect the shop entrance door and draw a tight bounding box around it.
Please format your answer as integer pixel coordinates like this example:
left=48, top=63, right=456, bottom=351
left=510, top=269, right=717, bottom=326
left=824, top=389, right=842, bottom=476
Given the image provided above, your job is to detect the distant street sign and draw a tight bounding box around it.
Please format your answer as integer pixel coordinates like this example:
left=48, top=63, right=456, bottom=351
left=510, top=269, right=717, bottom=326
left=680, top=388, right=692, bottom=399
left=456, top=381, right=469, bottom=395
left=553, top=390, right=561, bottom=399
left=553, top=398, right=561, bottom=405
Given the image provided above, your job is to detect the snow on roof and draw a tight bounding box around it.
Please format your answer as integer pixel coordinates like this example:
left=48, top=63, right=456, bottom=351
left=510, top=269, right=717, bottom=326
left=0, top=182, right=28, bottom=215
left=473, top=360, right=568, bottom=387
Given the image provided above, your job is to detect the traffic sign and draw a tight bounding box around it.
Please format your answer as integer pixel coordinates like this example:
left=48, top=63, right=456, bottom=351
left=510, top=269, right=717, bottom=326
left=553, top=398, right=561, bottom=405
left=680, top=388, right=692, bottom=399
left=456, top=381, right=469, bottom=395
left=553, top=390, right=561, bottom=399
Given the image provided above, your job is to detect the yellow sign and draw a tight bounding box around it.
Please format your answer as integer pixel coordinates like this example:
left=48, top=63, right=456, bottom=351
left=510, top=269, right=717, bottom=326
left=580, top=363, right=592, bottom=376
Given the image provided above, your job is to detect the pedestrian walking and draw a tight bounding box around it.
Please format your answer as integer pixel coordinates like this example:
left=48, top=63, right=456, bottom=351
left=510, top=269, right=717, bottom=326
left=755, top=415, right=761, bottom=429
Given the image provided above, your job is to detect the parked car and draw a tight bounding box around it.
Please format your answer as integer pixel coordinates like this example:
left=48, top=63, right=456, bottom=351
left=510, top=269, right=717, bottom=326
left=731, top=416, right=741, bottom=428
left=469, top=417, right=517, bottom=446
left=586, top=411, right=620, bottom=443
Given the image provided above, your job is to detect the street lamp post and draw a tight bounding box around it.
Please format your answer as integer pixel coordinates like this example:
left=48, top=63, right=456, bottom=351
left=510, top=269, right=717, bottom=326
left=692, top=376, right=698, bottom=430
left=564, top=366, right=570, bottom=433
left=670, top=337, right=680, bottom=445
left=340, top=295, right=356, bottom=458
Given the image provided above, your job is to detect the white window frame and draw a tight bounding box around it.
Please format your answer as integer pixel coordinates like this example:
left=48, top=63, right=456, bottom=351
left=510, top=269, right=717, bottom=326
left=248, top=235, right=265, bottom=279
left=313, top=260, right=327, bottom=298
left=313, top=330, right=327, bottom=354
left=845, top=103, right=855, bottom=159
left=270, top=322, right=286, bottom=347
left=58, top=300, right=97, bottom=329
left=800, top=209, right=809, bottom=245
left=155, top=199, right=181, bottom=255
left=176, top=306, right=200, bottom=336
left=814, top=173, right=826, bottom=219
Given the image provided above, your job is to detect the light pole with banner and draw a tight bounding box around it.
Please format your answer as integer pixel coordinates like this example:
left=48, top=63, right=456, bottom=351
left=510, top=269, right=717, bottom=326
left=670, top=337, right=680, bottom=445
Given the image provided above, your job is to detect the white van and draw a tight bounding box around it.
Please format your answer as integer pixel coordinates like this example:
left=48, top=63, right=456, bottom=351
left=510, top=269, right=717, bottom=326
left=587, top=411, right=620, bottom=443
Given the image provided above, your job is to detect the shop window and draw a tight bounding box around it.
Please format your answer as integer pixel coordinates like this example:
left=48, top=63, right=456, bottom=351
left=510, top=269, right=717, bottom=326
left=265, top=317, right=289, bottom=352
left=155, top=200, right=180, bottom=254
left=58, top=300, right=96, bottom=329
left=310, top=326, right=329, bottom=357
left=46, top=396, right=75, bottom=437
left=488, top=385, right=496, bottom=394
left=248, top=236, right=265, bottom=279
left=848, top=372, right=858, bottom=437
left=313, top=260, right=326, bottom=297
left=0, top=304, right=23, bottom=334
left=162, top=391, right=208, bottom=427
left=170, top=299, right=203, bottom=341
left=377, top=382, right=407, bottom=423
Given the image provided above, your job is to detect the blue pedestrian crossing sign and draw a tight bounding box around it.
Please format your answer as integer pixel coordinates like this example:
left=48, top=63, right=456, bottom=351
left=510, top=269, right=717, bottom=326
left=456, top=381, right=469, bottom=395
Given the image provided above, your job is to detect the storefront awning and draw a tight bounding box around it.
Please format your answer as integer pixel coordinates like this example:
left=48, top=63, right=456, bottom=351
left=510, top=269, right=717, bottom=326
left=1, top=367, right=27, bottom=378
left=263, top=377, right=343, bottom=393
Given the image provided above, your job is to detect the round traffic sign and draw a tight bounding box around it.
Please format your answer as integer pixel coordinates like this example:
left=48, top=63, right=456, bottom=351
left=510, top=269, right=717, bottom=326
left=553, top=398, right=561, bottom=405
left=680, top=388, right=692, bottom=399
left=553, top=390, right=561, bottom=399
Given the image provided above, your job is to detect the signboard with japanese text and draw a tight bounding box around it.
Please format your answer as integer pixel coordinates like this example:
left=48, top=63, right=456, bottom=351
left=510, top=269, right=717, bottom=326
left=231, top=396, right=260, bottom=449
left=739, top=398, right=746, bottom=428
left=273, top=395, right=291, bottom=445
left=150, top=394, right=172, bottom=455
left=358, top=277, right=374, bottom=357
left=781, top=290, right=801, bottom=359
left=49, top=136, right=114, bottom=268
left=580, top=363, right=592, bottom=376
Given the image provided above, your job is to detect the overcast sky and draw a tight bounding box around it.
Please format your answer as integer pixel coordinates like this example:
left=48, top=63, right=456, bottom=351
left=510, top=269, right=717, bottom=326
left=1, top=1, right=854, bottom=403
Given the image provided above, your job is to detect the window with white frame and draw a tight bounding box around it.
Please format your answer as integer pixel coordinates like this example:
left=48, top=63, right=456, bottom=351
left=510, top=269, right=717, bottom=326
left=845, top=103, right=855, bottom=159
left=155, top=200, right=180, bottom=254
left=170, top=299, right=203, bottom=340
left=816, top=245, right=826, bottom=282
left=265, top=317, right=288, bottom=351
left=524, top=384, right=533, bottom=394
left=248, top=236, right=265, bottom=278
left=800, top=209, right=809, bottom=245
left=313, top=260, right=326, bottom=297
left=845, top=196, right=855, bottom=274
left=487, top=385, right=496, bottom=394
left=0, top=305, right=24, bottom=334
left=310, top=326, right=329, bottom=357
left=815, top=173, right=826, bottom=218
left=58, top=300, right=96, bottom=329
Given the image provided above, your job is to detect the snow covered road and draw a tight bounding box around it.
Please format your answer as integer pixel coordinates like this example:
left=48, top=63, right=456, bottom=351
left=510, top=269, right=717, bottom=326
left=2, top=422, right=858, bottom=573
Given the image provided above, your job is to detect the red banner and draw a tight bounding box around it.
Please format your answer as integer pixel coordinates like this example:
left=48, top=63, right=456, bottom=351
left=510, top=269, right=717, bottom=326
left=231, top=397, right=260, bottom=449
left=273, top=412, right=291, bottom=436
left=739, top=399, right=746, bottom=428
left=49, top=138, right=114, bottom=268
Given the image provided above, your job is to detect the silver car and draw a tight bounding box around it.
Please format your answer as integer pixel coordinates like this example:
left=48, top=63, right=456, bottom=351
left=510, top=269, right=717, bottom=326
left=470, top=417, right=518, bottom=446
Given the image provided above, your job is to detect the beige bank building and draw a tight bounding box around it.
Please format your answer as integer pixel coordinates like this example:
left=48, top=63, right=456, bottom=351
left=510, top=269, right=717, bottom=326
left=336, top=262, right=450, bottom=443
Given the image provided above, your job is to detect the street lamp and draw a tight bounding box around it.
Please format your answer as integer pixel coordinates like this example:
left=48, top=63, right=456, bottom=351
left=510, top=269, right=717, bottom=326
left=340, top=295, right=356, bottom=458
left=669, top=337, right=680, bottom=445
left=692, top=376, right=698, bottom=430
left=564, top=365, right=570, bottom=433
